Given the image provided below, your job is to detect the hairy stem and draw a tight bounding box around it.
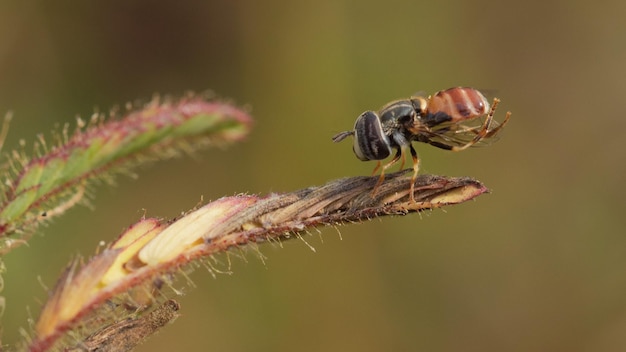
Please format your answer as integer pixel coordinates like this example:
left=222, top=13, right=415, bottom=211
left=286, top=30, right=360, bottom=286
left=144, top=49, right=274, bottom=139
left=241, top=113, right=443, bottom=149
left=27, top=170, right=488, bottom=352
left=0, top=95, right=251, bottom=253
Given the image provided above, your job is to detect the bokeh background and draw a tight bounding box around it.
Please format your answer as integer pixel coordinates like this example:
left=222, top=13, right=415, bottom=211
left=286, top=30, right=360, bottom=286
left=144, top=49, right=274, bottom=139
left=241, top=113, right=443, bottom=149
left=1, top=0, right=625, bottom=351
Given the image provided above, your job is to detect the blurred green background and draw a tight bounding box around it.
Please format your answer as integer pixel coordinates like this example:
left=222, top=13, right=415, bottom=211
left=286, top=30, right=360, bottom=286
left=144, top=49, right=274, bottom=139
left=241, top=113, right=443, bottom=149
left=1, top=0, right=625, bottom=351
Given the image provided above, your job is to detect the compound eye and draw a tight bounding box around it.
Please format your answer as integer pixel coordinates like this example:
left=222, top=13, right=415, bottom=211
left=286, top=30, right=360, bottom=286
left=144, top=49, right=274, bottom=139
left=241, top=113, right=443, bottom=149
left=352, top=111, right=392, bottom=161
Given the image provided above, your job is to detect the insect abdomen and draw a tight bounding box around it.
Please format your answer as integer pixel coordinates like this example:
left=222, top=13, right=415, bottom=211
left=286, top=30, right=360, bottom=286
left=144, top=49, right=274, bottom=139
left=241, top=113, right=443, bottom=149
left=428, top=87, right=490, bottom=122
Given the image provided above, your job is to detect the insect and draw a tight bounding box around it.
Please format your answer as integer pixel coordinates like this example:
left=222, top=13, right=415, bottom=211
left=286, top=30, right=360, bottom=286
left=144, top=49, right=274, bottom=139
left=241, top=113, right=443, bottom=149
left=332, top=87, right=511, bottom=202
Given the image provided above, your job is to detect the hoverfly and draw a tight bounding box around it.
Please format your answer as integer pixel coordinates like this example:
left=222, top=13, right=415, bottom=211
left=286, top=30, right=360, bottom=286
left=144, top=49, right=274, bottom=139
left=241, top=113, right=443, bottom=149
left=332, top=87, right=511, bottom=202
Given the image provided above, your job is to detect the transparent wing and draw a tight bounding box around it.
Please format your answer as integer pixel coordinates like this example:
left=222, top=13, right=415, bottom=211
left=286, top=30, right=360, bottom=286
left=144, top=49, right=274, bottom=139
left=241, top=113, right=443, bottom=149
left=424, top=117, right=506, bottom=148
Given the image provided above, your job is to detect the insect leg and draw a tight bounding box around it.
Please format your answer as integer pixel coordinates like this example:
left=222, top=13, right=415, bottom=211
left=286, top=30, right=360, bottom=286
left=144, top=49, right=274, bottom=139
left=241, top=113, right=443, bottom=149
left=450, top=98, right=510, bottom=152
left=408, top=144, right=420, bottom=203
left=399, top=146, right=407, bottom=171
left=371, top=161, right=382, bottom=175
left=482, top=110, right=511, bottom=139
left=372, top=148, right=402, bottom=197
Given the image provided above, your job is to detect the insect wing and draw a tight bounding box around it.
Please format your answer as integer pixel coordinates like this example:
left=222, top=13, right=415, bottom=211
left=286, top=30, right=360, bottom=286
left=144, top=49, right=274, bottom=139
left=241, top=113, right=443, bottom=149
left=426, top=118, right=506, bottom=148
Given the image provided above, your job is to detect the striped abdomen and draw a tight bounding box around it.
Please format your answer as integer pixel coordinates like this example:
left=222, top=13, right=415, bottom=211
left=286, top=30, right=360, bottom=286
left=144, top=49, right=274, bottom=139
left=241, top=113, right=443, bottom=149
left=427, top=87, right=490, bottom=123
